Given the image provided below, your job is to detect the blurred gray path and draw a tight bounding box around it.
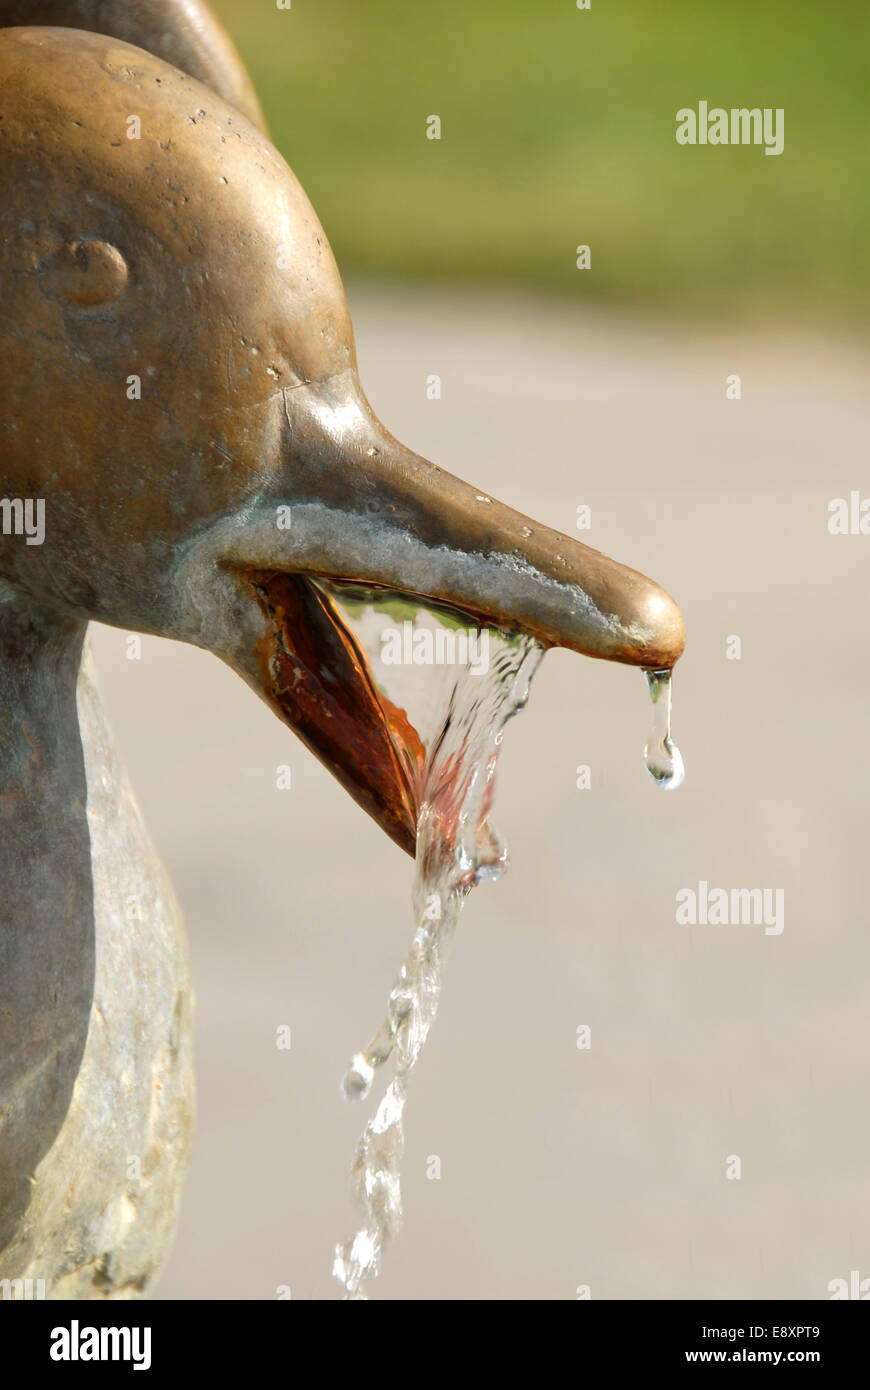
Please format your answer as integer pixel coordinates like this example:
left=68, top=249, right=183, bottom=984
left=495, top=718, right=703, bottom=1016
left=91, top=286, right=870, bottom=1299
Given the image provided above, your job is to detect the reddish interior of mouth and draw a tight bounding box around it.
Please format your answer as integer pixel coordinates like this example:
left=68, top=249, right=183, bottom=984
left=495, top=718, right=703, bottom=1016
left=248, top=570, right=424, bottom=856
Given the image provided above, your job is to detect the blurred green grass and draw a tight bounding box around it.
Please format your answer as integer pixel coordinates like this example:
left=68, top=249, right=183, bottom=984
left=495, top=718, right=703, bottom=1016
left=214, top=0, right=868, bottom=323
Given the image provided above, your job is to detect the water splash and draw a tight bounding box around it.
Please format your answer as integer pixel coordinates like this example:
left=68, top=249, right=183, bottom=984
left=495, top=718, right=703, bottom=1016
left=324, top=585, right=543, bottom=1299
left=643, top=667, right=684, bottom=790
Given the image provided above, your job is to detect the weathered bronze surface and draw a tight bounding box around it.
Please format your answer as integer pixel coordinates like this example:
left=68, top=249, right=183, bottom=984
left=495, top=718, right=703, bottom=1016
left=0, top=0, right=266, bottom=127
left=0, top=2, right=685, bottom=1297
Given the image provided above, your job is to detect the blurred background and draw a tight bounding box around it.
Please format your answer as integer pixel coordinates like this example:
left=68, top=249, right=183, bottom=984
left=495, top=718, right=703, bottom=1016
left=91, top=1, right=868, bottom=1298
left=213, top=0, right=867, bottom=324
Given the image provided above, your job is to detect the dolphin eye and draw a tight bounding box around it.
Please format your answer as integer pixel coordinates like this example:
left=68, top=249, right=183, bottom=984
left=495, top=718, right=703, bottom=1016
left=57, top=239, right=128, bottom=306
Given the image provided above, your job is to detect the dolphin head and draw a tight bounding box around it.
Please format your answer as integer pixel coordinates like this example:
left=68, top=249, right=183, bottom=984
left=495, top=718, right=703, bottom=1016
left=0, top=26, right=684, bottom=854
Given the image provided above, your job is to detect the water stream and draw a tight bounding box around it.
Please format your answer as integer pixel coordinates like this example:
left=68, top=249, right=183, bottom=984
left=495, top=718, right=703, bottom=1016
left=323, top=587, right=682, bottom=1297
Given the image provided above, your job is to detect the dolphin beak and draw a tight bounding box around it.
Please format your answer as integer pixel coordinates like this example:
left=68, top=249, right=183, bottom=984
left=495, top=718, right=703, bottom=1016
left=201, top=373, right=685, bottom=855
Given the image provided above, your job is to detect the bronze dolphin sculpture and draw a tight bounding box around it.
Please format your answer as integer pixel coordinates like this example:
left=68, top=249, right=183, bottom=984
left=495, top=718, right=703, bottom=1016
left=0, top=4, right=684, bottom=1296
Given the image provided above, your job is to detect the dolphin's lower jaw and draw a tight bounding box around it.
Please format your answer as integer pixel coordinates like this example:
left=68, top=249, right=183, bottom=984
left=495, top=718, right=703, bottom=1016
left=249, top=570, right=421, bottom=856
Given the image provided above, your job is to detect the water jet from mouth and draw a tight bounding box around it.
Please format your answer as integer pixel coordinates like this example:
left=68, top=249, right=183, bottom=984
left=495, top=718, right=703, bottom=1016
left=320, top=583, right=543, bottom=1299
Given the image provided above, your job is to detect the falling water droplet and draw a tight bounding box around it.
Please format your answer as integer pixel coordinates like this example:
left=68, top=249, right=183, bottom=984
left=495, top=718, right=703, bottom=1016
left=643, top=667, right=684, bottom=790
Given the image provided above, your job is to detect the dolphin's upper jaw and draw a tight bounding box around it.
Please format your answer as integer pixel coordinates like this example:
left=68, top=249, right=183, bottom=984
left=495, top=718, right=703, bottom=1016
left=183, top=373, right=686, bottom=665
